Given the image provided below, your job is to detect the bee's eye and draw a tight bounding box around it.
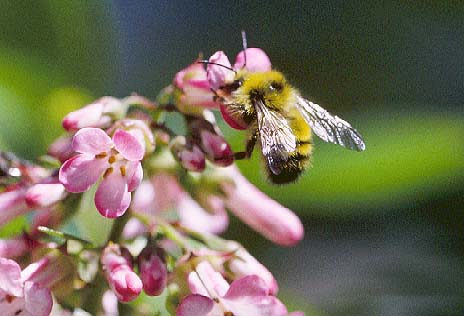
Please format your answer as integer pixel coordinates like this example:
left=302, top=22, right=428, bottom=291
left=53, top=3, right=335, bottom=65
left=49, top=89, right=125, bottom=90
left=230, top=79, right=243, bottom=90
left=269, top=81, right=283, bottom=92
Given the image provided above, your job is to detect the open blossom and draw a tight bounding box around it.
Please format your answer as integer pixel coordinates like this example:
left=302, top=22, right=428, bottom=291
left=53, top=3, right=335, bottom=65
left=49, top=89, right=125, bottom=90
left=0, top=258, right=53, bottom=316
left=59, top=127, right=144, bottom=218
left=101, top=244, right=143, bottom=303
left=176, top=261, right=287, bottom=316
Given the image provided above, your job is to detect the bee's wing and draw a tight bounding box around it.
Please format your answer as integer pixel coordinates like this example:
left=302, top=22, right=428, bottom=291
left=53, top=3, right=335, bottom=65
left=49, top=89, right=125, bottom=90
left=254, top=99, right=296, bottom=175
left=295, top=95, right=366, bottom=151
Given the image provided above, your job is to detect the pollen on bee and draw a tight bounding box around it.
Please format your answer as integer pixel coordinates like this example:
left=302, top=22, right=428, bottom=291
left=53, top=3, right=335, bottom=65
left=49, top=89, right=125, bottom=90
left=120, top=166, right=126, bottom=177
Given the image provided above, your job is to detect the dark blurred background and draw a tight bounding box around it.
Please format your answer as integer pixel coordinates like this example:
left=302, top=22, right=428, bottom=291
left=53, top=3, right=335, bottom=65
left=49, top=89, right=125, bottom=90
left=1, top=1, right=463, bottom=315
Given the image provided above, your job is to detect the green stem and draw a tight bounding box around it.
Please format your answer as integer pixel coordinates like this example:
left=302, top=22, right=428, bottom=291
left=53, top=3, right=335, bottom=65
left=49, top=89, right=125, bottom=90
left=107, top=211, right=130, bottom=244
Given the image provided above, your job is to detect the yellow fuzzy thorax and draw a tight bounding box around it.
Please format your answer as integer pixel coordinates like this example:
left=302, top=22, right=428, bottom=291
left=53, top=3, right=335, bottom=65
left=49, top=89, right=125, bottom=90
left=232, top=70, right=296, bottom=112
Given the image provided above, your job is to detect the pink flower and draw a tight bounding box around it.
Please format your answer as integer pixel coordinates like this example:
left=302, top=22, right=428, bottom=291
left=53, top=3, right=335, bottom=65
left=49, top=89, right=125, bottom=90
left=233, top=48, right=272, bottom=72
left=207, top=51, right=234, bottom=90
left=0, top=258, right=53, bottom=316
left=206, top=48, right=272, bottom=130
left=48, top=134, right=74, bottom=163
left=138, top=247, right=167, bottom=296
left=173, top=61, right=218, bottom=112
left=170, top=136, right=206, bottom=172
left=225, top=242, right=278, bottom=295
left=62, top=97, right=126, bottom=131
left=59, top=128, right=144, bottom=218
left=221, top=166, right=304, bottom=246
left=0, top=187, right=29, bottom=226
left=199, top=130, right=234, bottom=167
left=0, top=235, right=30, bottom=258
left=25, top=183, right=66, bottom=209
left=128, top=174, right=229, bottom=236
left=176, top=262, right=287, bottom=316
left=101, top=244, right=143, bottom=303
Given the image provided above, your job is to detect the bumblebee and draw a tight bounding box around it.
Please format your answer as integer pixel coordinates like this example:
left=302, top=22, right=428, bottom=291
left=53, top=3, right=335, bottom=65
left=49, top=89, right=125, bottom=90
left=214, top=69, right=365, bottom=184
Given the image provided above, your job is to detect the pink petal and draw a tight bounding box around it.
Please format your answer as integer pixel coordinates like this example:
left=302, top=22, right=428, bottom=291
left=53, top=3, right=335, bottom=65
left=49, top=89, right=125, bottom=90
left=0, top=190, right=29, bottom=227
left=189, top=262, right=229, bottom=298
left=227, top=245, right=278, bottom=295
left=222, top=166, right=304, bottom=246
left=176, top=294, right=214, bottom=316
left=220, top=103, right=248, bottom=130
left=139, top=253, right=167, bottom=296
left=23, top=281, right=52, bottom=316
left=62, top=102, right=104, bottom=131
left=95, top=172, right=131, bottom=218
left=126, top=161, right=143, bottom=192
left=25, top=183, right=66, bottom=208
left=102, top=290, right=119, bottom=316
left=0, top=237, right=29, bottom=258
left=0, top=258, right=23, bottom=297
left=113, top=129, right=144, bottom=161
left=207, top=51, right=234, bottom=90
left=224, top=295, right=288, bottom=316
left=72, top=128, right=113, bottom=154
left=234, top=48, right=272, bottom=72
left=59, top=154, right=108, bottom=193
left=225, top=275, right=268, bottom=298
left=177, top=193, right=228, bottom=234
left=110, top=268, right=143, bottom=302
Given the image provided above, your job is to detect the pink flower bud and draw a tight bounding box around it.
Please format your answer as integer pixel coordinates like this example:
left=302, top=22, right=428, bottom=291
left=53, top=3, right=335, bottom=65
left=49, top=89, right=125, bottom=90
left=48, top=134, right=74, bottom=162
left=199, top=130, right=234, bottom=167
left=173, top=62, right=218, bottom=111
left=62, top=97, right=125, bottom=131
left=170, top=136, right=206, bottom=172
left=234, top=48, right=272, bottom=72
left=221, top=166, right=304, bottom=246
left=0, top=188, right=28, bottom=226
left=25, top=183, right=66, bottom=208
left=225, top=242, right=278, bottom=295
left=102, top=244, right=142, bottom=302
left=138, top=247, right=167, bottom=296
left=207, top=51, right=234, bottom=90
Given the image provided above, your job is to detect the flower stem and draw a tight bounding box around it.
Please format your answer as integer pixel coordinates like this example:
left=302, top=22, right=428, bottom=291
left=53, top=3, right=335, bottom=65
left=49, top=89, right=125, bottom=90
left=108, top=212, right=130, bottom=244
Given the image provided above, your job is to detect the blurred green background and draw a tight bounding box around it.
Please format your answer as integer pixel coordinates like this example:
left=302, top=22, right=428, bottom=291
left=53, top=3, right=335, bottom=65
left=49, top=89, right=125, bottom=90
left=1, top=1, right=463, bottom=315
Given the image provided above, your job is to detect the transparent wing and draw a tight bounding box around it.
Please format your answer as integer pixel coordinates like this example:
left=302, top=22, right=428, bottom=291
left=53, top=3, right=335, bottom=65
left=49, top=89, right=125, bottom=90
left=295, top=95, right=366, bottom=151
left=254, top=99, right=296, bottom=175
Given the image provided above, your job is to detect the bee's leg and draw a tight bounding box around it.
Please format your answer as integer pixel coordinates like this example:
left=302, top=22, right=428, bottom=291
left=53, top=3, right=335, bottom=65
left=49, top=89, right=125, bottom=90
left=234, top=131, right=257, bottom=160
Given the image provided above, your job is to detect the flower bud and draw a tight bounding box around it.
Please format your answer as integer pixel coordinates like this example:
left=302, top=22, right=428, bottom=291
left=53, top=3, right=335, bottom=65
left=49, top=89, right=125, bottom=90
left=25, top=183, right=66, bottom=208
left=221, top=166, right=304, bottom=246
left=207, top=51, right=234, bottom=90
left=234, top=48, right=272, bottom=72
left=199, top=130, right=234, bottom=167
left=138, top=247, right=168, bottom=296
left=48, top=134, right=74, bottom=162
left=170, top=136, right=206, bottom=172
left=173, top=61, right=218, bottom=113
left=62, top=97, right=126, bottom=131
left=225, top=242, right=278, bottom=295
left=101, top=244, right=142, bottom=302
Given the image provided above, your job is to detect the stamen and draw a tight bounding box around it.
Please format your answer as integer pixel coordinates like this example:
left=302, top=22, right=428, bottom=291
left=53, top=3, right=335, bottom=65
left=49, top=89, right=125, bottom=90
left=95, top=152, right=107, bottom=159
left=103, top=167, right=113, bottom=178
left=108, top=155, right=116, bottom=164
left=120, top=166, right=126, bottom=177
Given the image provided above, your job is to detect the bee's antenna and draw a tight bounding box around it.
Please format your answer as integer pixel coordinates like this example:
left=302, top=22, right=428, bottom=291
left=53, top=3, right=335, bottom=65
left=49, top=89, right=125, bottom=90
left=241, top=30, right=248, bottom=69
left=198, top=60, right=237, bottom=74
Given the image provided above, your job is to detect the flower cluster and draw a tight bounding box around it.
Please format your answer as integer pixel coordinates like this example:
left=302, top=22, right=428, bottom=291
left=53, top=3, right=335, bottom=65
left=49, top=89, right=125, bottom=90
left=0, top=47, right=305, bottom=315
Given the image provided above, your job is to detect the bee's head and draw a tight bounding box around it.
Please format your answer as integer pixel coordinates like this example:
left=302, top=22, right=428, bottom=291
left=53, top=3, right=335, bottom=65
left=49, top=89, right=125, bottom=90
left=242, top=71, right=291, bottom=109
